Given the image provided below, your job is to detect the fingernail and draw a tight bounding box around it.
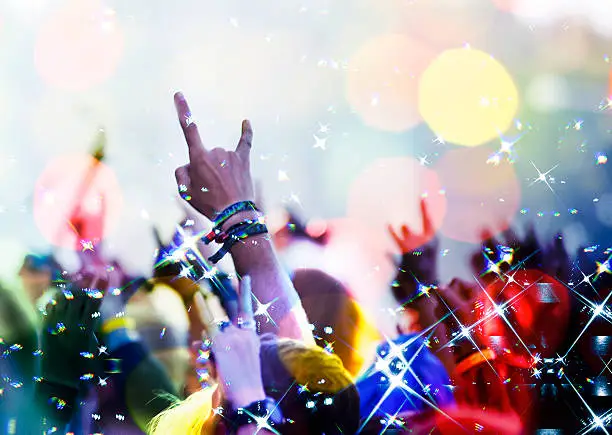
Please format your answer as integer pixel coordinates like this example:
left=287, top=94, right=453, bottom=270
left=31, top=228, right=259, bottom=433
left=175, top=92, right=185, bottom=102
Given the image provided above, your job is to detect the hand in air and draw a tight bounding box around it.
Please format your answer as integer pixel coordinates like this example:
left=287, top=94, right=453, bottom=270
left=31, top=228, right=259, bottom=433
left=210, top=276, right=265, bottom=408
left=388, top=198, right=436, bottom=255
left=173, top=93, right=255, bottom=220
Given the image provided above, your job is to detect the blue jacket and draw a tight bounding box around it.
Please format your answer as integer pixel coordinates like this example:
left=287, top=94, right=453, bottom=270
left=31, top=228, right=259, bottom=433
left=356, top=333, right=454, bottom=420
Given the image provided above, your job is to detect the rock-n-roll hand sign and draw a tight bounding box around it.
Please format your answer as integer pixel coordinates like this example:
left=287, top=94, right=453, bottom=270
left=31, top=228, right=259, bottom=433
left=173, top=92, right=255, bottom=220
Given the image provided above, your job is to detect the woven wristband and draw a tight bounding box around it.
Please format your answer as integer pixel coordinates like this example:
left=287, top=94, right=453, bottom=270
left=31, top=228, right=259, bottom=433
left=216, top=218, right=265, bottom=243
left=208, top=223, right=268, bottom=264
left=213, top=201, right=259, bottom=227
left=202, top=201, right=260, bottom=245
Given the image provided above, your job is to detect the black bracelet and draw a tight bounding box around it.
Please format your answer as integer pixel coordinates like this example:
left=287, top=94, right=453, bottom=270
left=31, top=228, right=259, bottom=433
left=208, top=223, right=268, bottom=264
left=229, top=397, right=284, bottom=433
left=203, top=202, right=261, bottom=245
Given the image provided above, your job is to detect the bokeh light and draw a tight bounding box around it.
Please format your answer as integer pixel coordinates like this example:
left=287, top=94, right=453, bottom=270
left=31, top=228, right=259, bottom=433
left=322, top=218, right=398, bottom=337
left=34, top=0, right=124, bottom=91
left=360, top=0, right=494, bottom=51
left=418, top=47, right=519, bottom=147
left=490, top=0, right=517, bottom=13
left=345, top=34, right=436, bottom=132
left=347, top=156, right=447, bottom=252
left=594, top=192, right=612, bottom=227
left=33, top=154, right=123, bottom=250
left=435, top=147, right=521, bottom=243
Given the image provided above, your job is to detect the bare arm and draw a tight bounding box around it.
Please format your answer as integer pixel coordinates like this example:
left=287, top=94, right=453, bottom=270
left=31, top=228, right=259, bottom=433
left=230, top=221, right=312, bottom=342
left=172, top=93, right=312, bottom=343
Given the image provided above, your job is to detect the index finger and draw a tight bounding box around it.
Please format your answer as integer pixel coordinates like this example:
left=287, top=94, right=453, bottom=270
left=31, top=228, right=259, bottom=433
left=388, top=224, right=403, bottom=248
left=238, top=275, right=254, bottom=323
left=174, top=92, right=207, bottom=160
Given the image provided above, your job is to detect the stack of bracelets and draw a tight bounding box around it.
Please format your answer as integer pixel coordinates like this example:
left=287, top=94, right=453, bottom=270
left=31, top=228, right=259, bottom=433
left=203, top=201, right=268, bottom=264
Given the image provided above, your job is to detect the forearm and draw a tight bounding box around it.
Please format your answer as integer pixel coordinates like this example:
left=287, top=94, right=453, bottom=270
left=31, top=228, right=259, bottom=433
left=230, top=233, right=312, bottom=343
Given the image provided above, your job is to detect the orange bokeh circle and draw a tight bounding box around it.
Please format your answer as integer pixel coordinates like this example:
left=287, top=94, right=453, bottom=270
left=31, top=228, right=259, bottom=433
left=435, top=147, right=521, bottom=243
left=34, top=0, right=124, bottom=91
left=347, top=156, right=447, bottom=252
left=346, top=34, right=437, bottom=132
left=33, top=154, right=123, bottom=250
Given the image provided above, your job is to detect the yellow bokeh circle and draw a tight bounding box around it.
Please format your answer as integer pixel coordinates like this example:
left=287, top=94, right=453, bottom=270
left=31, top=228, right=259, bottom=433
left=418, top=47, right=519, bottom=147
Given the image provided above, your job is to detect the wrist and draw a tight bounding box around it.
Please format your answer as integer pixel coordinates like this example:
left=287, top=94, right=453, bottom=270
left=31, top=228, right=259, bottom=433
left=230, top=387, right=267, bottom=410
left=230, top=397, right=285, bottom=433
left=220, top=209, right=264, bottom=232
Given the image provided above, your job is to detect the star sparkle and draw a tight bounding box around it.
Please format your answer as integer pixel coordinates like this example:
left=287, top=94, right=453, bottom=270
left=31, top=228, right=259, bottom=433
left=313, top=134, right=327, bottom=150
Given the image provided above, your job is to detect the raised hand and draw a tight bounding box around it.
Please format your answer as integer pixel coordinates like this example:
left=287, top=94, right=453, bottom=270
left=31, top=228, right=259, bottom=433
left=388, top=197, right=436, bottom=255
left=389, top=198, right=439, bottom=303
left=210, top=277, right=265, bottom=408
left=173, top=92, right=255, bottom=220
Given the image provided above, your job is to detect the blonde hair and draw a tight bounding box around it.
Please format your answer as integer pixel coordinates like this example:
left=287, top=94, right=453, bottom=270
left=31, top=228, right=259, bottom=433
left=148, top=387, right=217, bottom=435
left=147, top=339, right=354, bottom=434
left=276, top=339, right=354, bottom=393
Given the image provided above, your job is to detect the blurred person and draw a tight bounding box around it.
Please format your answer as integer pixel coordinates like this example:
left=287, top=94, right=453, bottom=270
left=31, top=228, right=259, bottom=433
left=150, top=278, right=360, bottom=435
left=270, top=210, right=381, bottom=376
left=18, top=253, right=63, bottom=310
left=35, top=278, right=103, bottom=434
left=0, top=254, right=64, bottom=434
left=356, top=199, right=455, bottom=428
left=127, top=267, right=192, bottom=393
left=292, top=268, right=381, bottom=376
